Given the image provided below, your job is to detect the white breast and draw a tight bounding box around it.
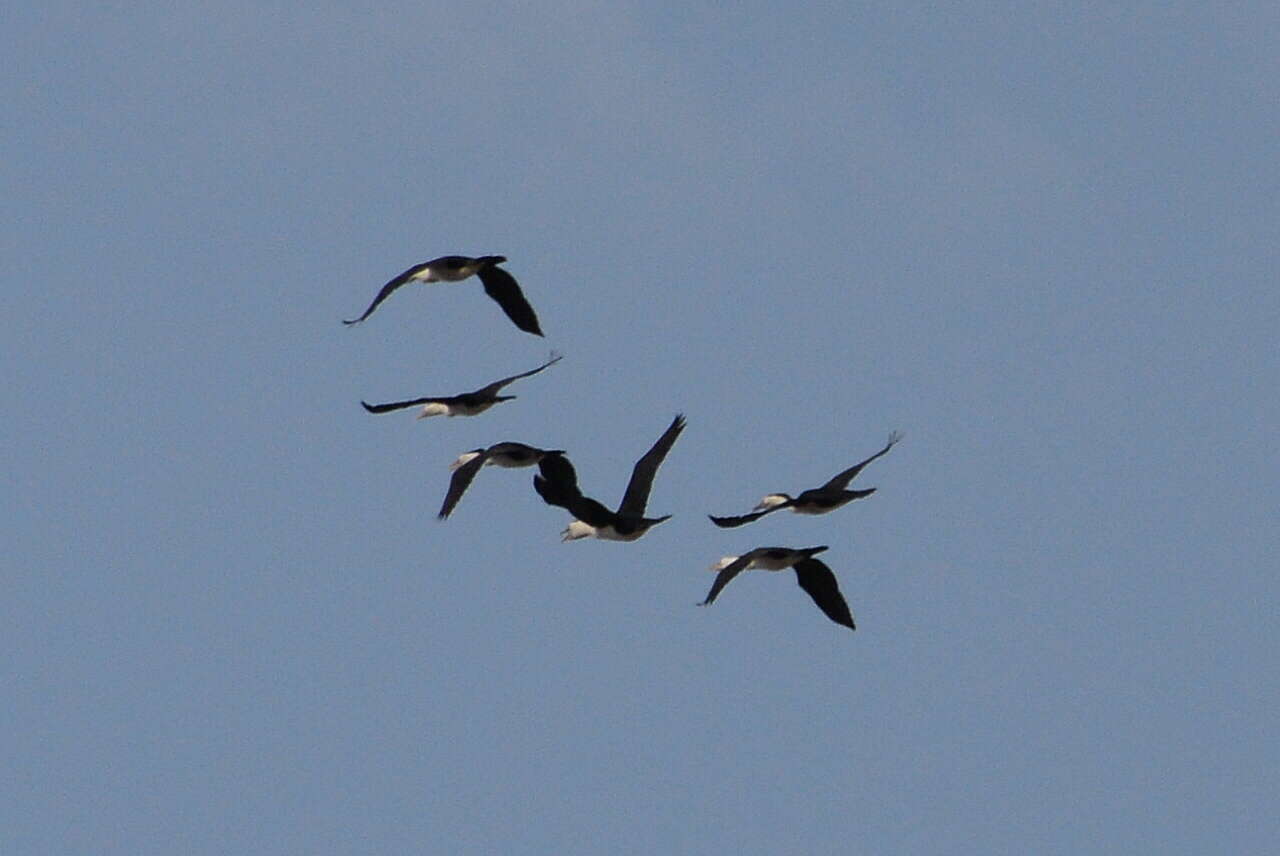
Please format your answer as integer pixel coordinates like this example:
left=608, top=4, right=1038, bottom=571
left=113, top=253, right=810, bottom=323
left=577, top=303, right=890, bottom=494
left=420, top=262, right=480, bottom=282
left=417, top=402, right=452, bottom=418
left=562, top=520, right=597, bottom=541
left=748, top=553, right=804, bottom=571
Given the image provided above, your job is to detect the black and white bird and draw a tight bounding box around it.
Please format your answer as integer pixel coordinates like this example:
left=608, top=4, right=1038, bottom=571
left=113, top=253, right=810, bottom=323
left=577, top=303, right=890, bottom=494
left=438, top=442, right=565, bottom=520
left=360, top=353, right=562, bottom=419
left=343, top=255, right=544, bottom=336
left=699, top=546, right=855, bottom=630
left=709, top=431, right=903, bottom=528
left=533, top=414, right=686, bottom=541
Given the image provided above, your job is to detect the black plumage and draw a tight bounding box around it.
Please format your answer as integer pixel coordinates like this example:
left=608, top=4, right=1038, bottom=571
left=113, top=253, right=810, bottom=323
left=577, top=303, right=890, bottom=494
left=360, top=353, right=561, bottom=418
left=709, top=431, right=902, bottom=528
left=700, top=546, right=854, bottom=630
left=343, top=254, right=543, bottom=335
left=533, top=414, right=686, bottom=541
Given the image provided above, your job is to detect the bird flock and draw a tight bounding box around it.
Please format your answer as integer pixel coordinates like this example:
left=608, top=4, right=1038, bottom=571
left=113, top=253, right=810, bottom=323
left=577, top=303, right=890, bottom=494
left=346, top=255, right=902, bottom=632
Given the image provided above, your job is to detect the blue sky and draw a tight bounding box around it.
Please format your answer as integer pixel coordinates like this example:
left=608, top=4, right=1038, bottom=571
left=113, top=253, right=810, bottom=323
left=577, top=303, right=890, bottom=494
left=5, top=3, right=1277, bottom=853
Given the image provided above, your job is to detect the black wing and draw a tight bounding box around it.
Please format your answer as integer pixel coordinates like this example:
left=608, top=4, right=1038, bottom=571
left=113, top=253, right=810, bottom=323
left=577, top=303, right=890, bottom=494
left=475, top=352, right=562, bottom=397
left=563, top=495, right=617, bottom=527
left=534, top=453, right=580, bottom=497
left=699, top=553, right=756, bottom=606
left=707, top=502, right=789, bottom=528
left=618, top=414, right=686, bottom=516
left=820, top=430, right=904, bottom=491
left=437, top=452, right=488, bottom=520
left=793, top=558, right=855, bottom=630
left=360, top=396, right=451, bottom=414
left=533, top=453, right=615, bottom=526
left=343, top=262, right=430, bottom=325
left=532, top=477, right=615, bottom=527
left=477, top=265, right=543, bottom=336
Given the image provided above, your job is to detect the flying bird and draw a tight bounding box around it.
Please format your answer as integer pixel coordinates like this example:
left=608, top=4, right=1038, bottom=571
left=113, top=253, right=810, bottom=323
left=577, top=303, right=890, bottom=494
left=438, top=442, right=565, bottom=520
left=699, top=546, right=855, bottom=630
left=360, top=353, right=562, bottom=419
left=709, top=431, right=903, bottom=528
left=533, top=414, right=686, bottom=541
left=343, top=254, right=544, bottom=336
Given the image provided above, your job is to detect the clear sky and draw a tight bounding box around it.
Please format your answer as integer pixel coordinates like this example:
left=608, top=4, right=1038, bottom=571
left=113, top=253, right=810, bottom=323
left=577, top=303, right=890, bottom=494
left=5, top=3, right=1277, bottom=853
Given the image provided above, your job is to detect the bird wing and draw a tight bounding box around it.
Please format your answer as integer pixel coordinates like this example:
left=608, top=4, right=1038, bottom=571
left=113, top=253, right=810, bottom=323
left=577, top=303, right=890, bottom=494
left=707, top=503, right=788, bottom=528
left=534, top=453, right=580, bottom=496
left=476, top=265, right=544, bottom=336
left=819, top=430, right=904, bottom=490
left=476, top=352, right=562, bottom=397
left=343, top=261, right=431, bottom=325
left=360, top=396, right=452, bottom=414
left=565, top=495, right=617, bottom=527
left=618, top=414, right=686, bottom=516
left=699, top=552, right=756, bottom=606
left=793, top=558, right=855, bottom=630
left=437, top=450, right=489, bottom=520
left=532, top=477, right=613, bottom=526
left=532, top=453, right=615, bottom=526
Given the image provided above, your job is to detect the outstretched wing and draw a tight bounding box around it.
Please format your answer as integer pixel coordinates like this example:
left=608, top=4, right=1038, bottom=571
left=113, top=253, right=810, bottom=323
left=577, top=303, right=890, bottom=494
left=699, top=553, right=755, bottom=607
left=619, top=414, right=686, bottom=516
left=707, top=503, right=788, bottom=528
left=437, top=451, right=489, bottom=520
left=793, top=558, right=855, bottom=630
left=477, top=265, right=543, bottom=336
left=533, top=453, right=615, bottom=526
left=476, top=352, right=562, bottom=397
left=820, top=430, right=904, bottom=490
left=360, top=396, right=448, bottom=414
left=343, top=262, right=430, bottom=325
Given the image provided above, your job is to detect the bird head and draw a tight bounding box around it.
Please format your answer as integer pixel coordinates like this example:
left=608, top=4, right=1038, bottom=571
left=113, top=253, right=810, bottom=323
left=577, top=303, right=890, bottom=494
left=753, top=493, right=792, bottom=511
left=449, top=450, right=485, bottom=471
